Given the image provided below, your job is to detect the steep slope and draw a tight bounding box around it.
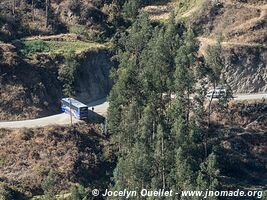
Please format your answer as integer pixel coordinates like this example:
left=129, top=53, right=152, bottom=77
left=0, top=40, right=112, bottom=120
left=0, top=43, right=62, bottom=120
left=0, top=123, right=115, bottom=197
left=144, top=0, right=267, bottom=93
left=0, top=0, right=110, bottom=42
left=212, top=102, right=267, bottom=192
left=190, top=0, right=267, bottom=93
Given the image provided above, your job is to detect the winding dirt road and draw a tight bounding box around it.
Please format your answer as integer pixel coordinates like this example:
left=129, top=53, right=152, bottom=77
left=0, top=98, right=109, bottom=129
left=0, top=94, right=266, bottom=129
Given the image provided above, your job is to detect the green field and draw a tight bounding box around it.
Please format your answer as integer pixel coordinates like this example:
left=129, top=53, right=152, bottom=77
left=21, top=40, right=108, bottom=58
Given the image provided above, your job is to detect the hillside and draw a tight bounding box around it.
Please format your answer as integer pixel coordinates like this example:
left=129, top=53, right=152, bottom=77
left=0, top=0, right=116, bottom=121
left=0, top=0, right=267, bottom=199
left=191, top=0, right=267, bottom=93
left=0, top=39, right=111, bottom=120
left=212, top=101, right=267, bottom=193
left=0, top=102, right=266, bottom=198
left=0, top=0, right=112, bottom=42
left=144, top=0, right=267, bottom=93
left=0, top=123, right=115, bottom=198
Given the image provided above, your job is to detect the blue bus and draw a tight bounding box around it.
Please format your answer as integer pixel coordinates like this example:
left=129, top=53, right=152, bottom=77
left=61, top=98, right=88, bottom=120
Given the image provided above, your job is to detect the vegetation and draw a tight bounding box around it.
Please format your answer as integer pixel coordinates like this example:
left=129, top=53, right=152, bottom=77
left=21, top=40, right=107, bottom=58
left=0, top=184, right=13, bottom=200
left=107, top=12, right=232, bottom=197
left=58, top=51, right=78, bottom=97
left=0, top=0, right=266, bottom=199
left=58, top=51, right=78, bottom=128
left=69, top=185, right=87, bottom=200
left=175, top=0, right=202, bottom=15
left=41, top=171, right=58, bottom=200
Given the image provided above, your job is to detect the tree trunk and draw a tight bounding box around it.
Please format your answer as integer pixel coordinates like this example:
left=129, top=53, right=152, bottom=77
left=12, top=0, right=15, bottom=15
left=45, top=0, right=49, bottom=28
left=32, top=0, right=35, bottom=21
left=205, top=83, right=216, bottom=158
left=187, top=89, right=190, bottom=129
left=162, top=134, right=165, bottom=189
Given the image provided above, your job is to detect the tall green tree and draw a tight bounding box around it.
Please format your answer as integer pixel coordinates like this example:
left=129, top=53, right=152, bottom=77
left=123, top=0, right=141, bottom=20
left=108, top=10, right=219, bottom=198
left=174, top=28, right=199, bottom=128
left=58, top=51, right=78, bottom=128
left=70, top=185, right=87, bottom=200
left=197, top=152, right=220, bottom=200
left=108, top=13, right=152, bottom=141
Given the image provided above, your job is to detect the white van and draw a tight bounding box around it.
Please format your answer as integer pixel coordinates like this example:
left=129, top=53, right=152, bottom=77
left=206, top=87, right=226, bottom=99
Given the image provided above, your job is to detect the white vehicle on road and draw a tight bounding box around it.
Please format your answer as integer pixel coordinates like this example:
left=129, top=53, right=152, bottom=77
left=206, top=87, right=226, bottom=99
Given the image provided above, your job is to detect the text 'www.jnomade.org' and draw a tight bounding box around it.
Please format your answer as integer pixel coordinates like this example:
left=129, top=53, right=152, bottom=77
left=91, top=189, right=264, bottom=199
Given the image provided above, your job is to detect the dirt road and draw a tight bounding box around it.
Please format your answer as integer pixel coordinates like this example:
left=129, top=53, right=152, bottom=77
left=0, top=98, right=109, bottom=129
left=0, top=94, right=266, bottom=129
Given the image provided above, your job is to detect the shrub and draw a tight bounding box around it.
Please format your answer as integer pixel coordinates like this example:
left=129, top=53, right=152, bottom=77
left=41, top=171, right=58, bottom=200
left=0, top=184, right=13, bottom=200
left=66, top=0, right=81, bottom=14
left=0, top=158, right=6, bottom=167
left=69, top=185, right=87, bottom=200
left=69, top=25, right=87, bottom=36
left=21, top=40, right=50, bottom=57
left=58, top=51, right=78, bottom=97
left=123, top=0, right=141, bottom=20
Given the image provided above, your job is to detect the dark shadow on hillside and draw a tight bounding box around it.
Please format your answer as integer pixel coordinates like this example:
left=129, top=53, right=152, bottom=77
left=87, top=98, right=107, bottom=107
left=85, top=110, right=105, bottom=124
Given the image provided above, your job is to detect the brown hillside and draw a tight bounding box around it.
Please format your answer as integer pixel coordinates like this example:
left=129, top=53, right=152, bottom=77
left=0, top=123, right=114, bottom=197
left=0, top=41, right=111, bottom=120
left=144, top=0, right=267, bottom=93
left=0, top=0, right=109, bottom=41
left=0, top=43, right=62, bottom=120
left=191, top=0, right=267, bottom=93
left=210, top=102, right=267, bottom=191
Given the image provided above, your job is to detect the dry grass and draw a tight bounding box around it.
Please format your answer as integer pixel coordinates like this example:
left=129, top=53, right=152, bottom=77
left=210, top=1, right=267, bottom=43
left=196, top=0, right=267, bottom=55
left=142, top=3, right=175, bottom=21
left=0, top=123, right=112, bottom=197
left=143, top=0, right=204, bottom=22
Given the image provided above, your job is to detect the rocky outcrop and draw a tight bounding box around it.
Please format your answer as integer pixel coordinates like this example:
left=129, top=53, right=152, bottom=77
left=223, top=46, right=267, bottom=93
left=75, top=49, right=112, bottom=103
left=0, top=44, right=112, bottom=120
left=190, top=0, right=267, bottom=93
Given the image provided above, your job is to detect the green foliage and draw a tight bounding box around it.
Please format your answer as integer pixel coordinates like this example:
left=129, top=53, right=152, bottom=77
left=69, top=25, right=106, bottom=42
left=108, top=9, right=230, bottom=197
left=58, top=51, right=79, bottom=97
left=123, top=0, right=142, bottom=20
left=70, top=185, right=87, bottom=200
left=205, top=40, right=224, bottom=86
left=0, top=184, right=13, bottom=200
left=21, top=40, right=50, bottom=57
left=109, top=11, right=202, bottom=194
left=197, top=152, right=220, bottom=198
left=20, top=40, right=107, bottom=58
left=41, top=171, right=58, bottom=200
left=69, top=25, right=88, bottom=36
left=0, top=158, right=6, bottom=167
